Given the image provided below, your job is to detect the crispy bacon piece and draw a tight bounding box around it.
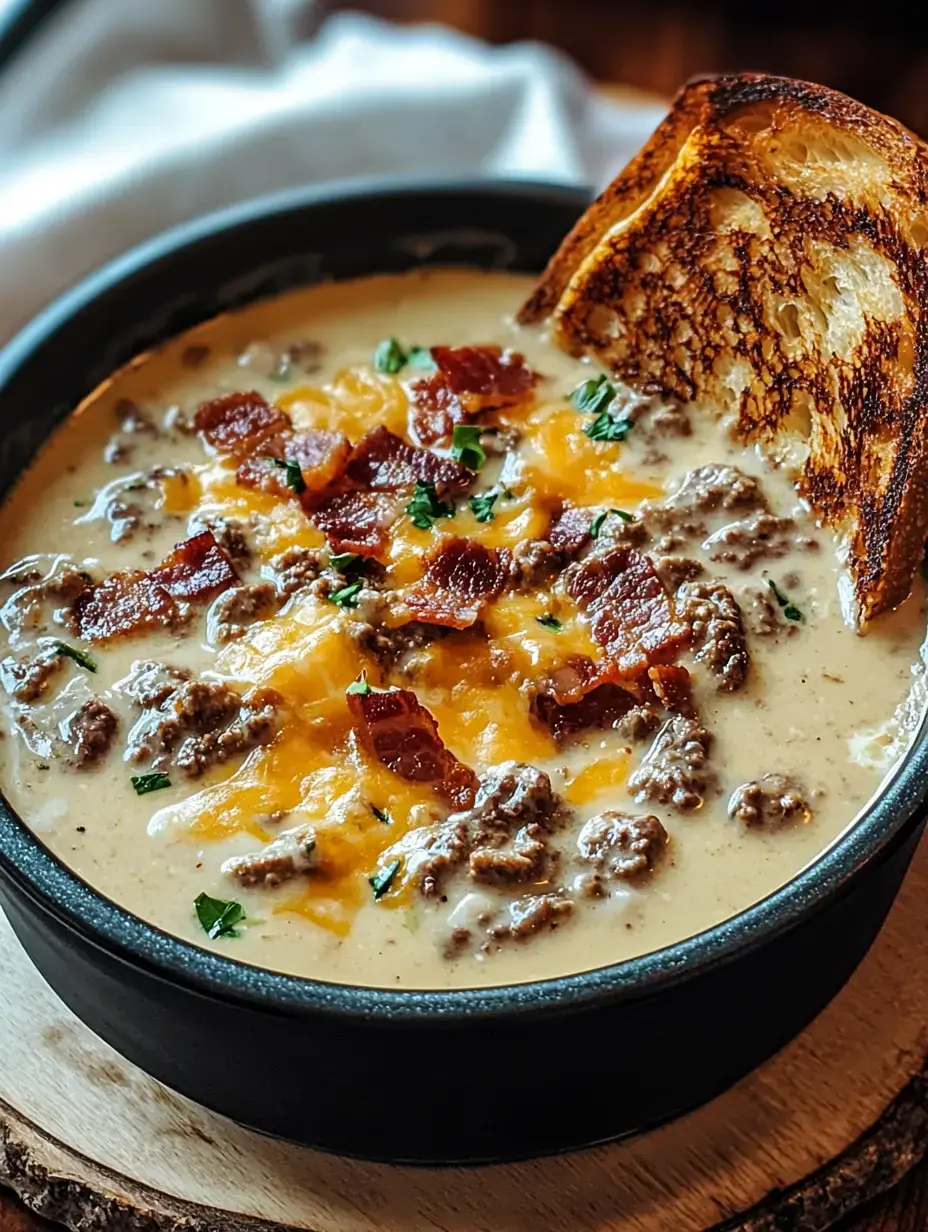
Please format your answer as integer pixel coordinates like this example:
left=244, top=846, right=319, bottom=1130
left=566, top=548, right=690, bottom=678
left=72, top=532, right=238, bottom=642
left=648, top=664, right=694, bottom=717
left=410, top=346, right=538, bottom=445
left=535, top=682, right=637, bottom=743
left=348, top=687, right=477, bottom=808
left=404, top=538, right=511, bottom=629
left=312, top=490, right=401, bottom=558
left=346, top=425, right=472, bottom=495
left=538, top=654, right=612, bottom=706
left=548, top=505, right=591, bottom=557
left=236, top=428, right=351, bottom=501
left=149, top=531, right=239, bottom=599
left=73, top=572, right=182, bottom=641
left=409, top=374, right=465, bottom=447
left=194, top=391, right=288, bottom=457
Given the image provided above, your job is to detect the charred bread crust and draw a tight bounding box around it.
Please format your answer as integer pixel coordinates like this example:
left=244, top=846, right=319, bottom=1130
left=520, top=73, right=928, bottom=627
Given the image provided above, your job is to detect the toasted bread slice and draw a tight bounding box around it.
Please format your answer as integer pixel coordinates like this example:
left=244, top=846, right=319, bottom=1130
left=520, top=74, right=928, bottom=628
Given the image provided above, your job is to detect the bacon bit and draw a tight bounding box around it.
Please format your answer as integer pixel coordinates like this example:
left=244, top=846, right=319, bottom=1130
left=345, top=425, right=472, bottom=495
left=72, top=532, right=238, bottom=641
left=535, top=682, right=636, bottom=743
left=409, top=374, right=465, bottom=447
left=404, top=538, right=511, bottom=629
left=312, top=490, right=401, bottom=558
left=537, top=654, right=609, bottom=706
left=150, top=530, right=239, bottom=599
left=73, top=572, right=182, bottom=641
left=236, top=429, right=351, bottom=501
left=348, top=687, right=477, bottom=808
left=648, top=664, right=694, bottom=717
left=194, top=391, right=288, bottom=457
left=433, top=346, right=538, bottom=404
left=409, top=346, right=538, bottom=446
left=566, top=548, right=690, bottom=678
left=548, top=505, right=591, bottom=557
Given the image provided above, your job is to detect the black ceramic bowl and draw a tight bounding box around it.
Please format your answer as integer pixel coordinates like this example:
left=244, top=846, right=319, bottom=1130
left=0, top=181, right=925, bottom=1164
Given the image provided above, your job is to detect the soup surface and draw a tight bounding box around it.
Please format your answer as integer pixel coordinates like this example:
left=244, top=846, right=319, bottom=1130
left=0, top=269, right=924, bottom=989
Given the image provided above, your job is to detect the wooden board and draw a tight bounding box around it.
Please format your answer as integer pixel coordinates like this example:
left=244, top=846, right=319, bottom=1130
left=0, top=835, right=926, bottom=1232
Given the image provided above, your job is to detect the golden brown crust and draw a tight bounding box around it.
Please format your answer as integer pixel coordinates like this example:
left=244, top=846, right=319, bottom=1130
left=520, top=73, right=928, bottom=626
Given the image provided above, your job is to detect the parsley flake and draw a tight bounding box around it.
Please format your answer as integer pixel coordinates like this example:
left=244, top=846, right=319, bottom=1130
left=271, top=456, right=306, bottom=495
left=131, top=771, right=172, bottom=796
left=407, top=345, right=436, bottom=370
left=347, top=674, right=372, bottom=695
left=584, top=410, right=632, bottom=443
left=329, top=580, right=364, bottom=609
left=768, top=579, right=805, bottom=623
left=468, top=491, right=498, bottom=523
left=330, top=551, right=366, bottom=575
left=374, top=338, right=407, bottom=375
left=406, top=482, right=455, bottom=530
left=536, top=614, right=563, bottom=631
left=53, top=642, right=97, bottom=673
left=371, top=805, right=391, bottom=825
left=194, top=891, right=246, bottom=940
left=369, top=857, right=402, bottom=900
left=450, top=424, right=487, bottom=471
left=590, top=508, right=634, bottom=537
left=571, top=373, right=616, bottom=414
left=73, top=500, right=87, bottom=508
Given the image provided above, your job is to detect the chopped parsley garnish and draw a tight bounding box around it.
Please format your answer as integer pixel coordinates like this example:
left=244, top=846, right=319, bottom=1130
left=371, top=805, right=391, bottom=825
left=590, top=508, right=634, bottom=537
left=768, top=578, right=805, bottom=623
left=329, top=580, right=364, bottom=609
left=194, top=891, right=246, bottom=940
left=53, top=642, right=97, bottom=673
left=374, top=338, right=407, bottom=375
left=406, top=481, right=455, bottom=530
left=369, top=857, right=402, bottom=900
left=584, top=410, right=632, bottom=443
left=503, top=487, right=516, bottom=500
left=73, top=500, right=87, bottom=508
left=407, top=345, right=436, bottom=370
left=271, top=456, right=306, bottom=495
left=131, top=771, right=171, bottom=796
left=329, top=551, right=366, bottom=575
left=536, top=613, right=563, bottom=631
left=450, top=424, right=487, bottom=471
left=468, top=491, right=498, bottom=523
left=347, top=674, right=372, bottom=695
left=571, top=373, right=616, bottom=414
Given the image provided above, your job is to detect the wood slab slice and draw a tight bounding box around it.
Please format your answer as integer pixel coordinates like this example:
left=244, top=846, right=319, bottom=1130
left=0, top=836, right=927, bottom=1232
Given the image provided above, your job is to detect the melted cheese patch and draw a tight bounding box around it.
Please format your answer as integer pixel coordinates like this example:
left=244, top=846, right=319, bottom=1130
left=515, top=404, right=664, bottom=506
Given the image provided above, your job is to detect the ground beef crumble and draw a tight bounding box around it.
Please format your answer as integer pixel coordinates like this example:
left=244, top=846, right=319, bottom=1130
left=508, top=539, right=562, bottom=589
left=188, top=514, right=253, bottom=568
left=487, top=892, right=573, bottom=941
left=676, top=580, right=749, bottom=691
left=703, top=512, right=803, bottom=569
left=208, top=583, right=278, bottom=643
left=269, top=546, right=325, bottom=596
left=127, top=676, right=281, bottom=778
left=629, top=715, right=716, bottom=812
left=574, top=810, right=668, bottom=895
left=65, top=698, right=118, bottom=767
left=223, top=825, right=317, bottom=887
left=728, top=774, right=813, bottom=829
left=469, top=823, right=549, bottom=885
left=0, top=648, right=64, bottom=702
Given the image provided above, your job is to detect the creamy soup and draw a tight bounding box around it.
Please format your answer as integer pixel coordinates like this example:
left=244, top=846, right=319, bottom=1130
left=0, top=269, right=924, bottom=989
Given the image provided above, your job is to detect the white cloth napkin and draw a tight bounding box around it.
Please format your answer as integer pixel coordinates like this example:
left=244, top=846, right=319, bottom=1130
left=0, top=0, right=665, bottom=342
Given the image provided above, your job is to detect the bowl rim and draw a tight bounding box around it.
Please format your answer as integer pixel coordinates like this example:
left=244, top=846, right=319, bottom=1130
left=0, top=175, right=926, bottom=1024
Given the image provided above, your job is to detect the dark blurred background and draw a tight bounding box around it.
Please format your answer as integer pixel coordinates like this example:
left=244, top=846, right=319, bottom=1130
left=337, top=0, right=928, bottom=136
